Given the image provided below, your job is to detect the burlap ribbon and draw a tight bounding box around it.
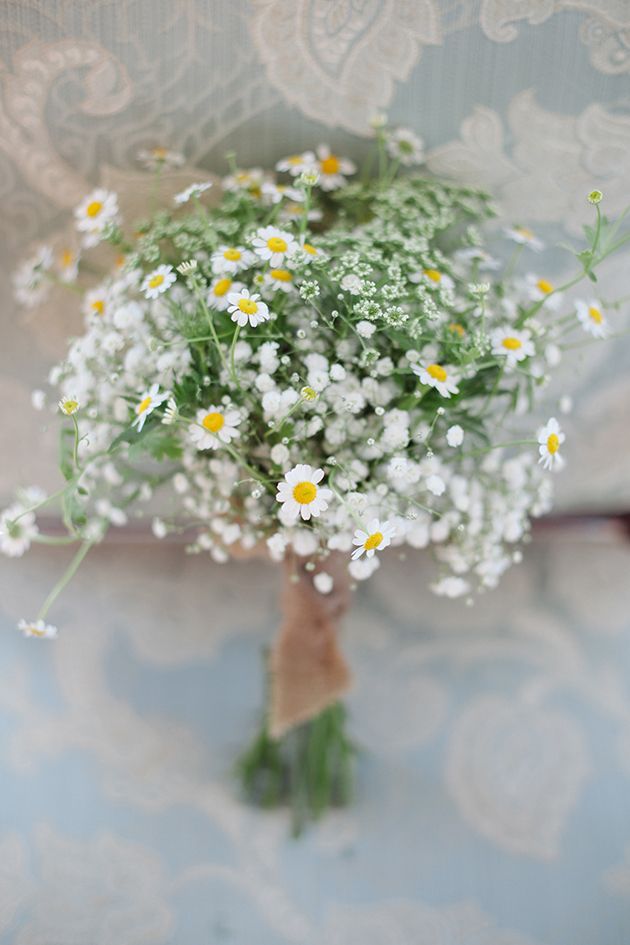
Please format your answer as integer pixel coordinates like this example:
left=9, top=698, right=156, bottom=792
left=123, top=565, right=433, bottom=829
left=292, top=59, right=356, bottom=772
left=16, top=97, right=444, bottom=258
left=268, top=552, right=352, bottom=738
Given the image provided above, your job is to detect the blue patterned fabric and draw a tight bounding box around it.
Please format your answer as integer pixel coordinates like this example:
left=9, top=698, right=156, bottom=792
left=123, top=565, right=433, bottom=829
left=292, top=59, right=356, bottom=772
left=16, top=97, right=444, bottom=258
left=1, top=529, right=629, bottom=943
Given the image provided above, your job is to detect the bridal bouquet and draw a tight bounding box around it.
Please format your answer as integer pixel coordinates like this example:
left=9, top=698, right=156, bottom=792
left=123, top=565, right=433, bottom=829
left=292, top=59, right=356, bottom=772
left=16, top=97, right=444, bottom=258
left=5, top=123, right=627, bottom=828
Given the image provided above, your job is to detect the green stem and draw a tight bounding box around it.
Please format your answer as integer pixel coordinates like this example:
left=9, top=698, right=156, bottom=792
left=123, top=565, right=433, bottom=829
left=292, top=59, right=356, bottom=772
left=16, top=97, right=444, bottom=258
left=36, top=540, right=94, bottom=622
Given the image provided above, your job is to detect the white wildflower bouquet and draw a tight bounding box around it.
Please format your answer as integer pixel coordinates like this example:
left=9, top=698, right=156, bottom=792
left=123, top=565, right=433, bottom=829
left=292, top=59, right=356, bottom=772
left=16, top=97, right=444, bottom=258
left=5, top=126, right=628, bottom=829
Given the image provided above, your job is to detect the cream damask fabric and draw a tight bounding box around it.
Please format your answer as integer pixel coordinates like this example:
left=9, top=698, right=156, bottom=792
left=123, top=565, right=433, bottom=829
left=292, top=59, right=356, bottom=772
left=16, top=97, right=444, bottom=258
left=1, top=0, right=629, bottom=507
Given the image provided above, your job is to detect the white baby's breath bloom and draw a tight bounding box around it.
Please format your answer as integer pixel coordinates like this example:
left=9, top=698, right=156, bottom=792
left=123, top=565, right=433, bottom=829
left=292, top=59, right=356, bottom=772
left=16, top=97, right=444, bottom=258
left=426, top=474, right=446, bottom=496
left=275, top=151, right=316, bottom=176
left=315, top=145, right=356, bottom=191
left=252, top=226, right=298, bottom=267
left=152, top=517, right=168, bottom=539
left=227, top=288, right=270, bottom=328
left=58, top=396, right=80, bottom=416
left=491, top=327, right=535, bottom=368
left=132, top=383, right=169, bottom=431
left=446, top=425, right=464, bottom=447
left=31, top=389, right=46, bottom=411
left=351, top=519, right=395, bottom=560
left=0, top=503, right=38, bottom=557
left=276, top=464, right=332, bottom=521
left=190, top=406, right=241, bottom=450
left=18, top=618, right=58, bottom=639
left=537, top=417, right=565, bottom=471
left=174, top=181, right=213, bottom=205
left=137, top=146, right=184, bottom=170
left=211, top=245, right=255, bottom=275
left=503, top=225, right=544, bottom=252
left=576, top=299, right=609, bottom=338
left=412, top=362, right=460, bottom=398
left=313, top=571, right=334, bottom=594
left=142, top=264, right=176, bottom=299
left=386, top=127, right=424, bottom=166
left=75, top=189, right=119, bottom=247
left=432, top=576, right=470, bottom=598
left=356, top=320, right=376, bottom=338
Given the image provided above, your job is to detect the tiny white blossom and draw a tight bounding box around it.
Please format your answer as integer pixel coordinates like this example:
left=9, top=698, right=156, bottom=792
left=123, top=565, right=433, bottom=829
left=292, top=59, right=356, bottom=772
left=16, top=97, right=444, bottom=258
left=313, top=571, right=334, bottom=594
left=446, top=425, right=464, bottom=447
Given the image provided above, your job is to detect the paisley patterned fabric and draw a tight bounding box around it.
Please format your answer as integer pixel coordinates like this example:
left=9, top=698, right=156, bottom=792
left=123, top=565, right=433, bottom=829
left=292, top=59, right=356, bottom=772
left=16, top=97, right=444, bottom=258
left=1, top=529, right=630, bottom=942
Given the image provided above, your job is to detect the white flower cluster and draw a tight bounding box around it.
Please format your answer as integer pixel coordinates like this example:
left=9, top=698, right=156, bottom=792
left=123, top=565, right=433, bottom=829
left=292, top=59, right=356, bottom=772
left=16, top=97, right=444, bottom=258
left=7, top=134, right=617, bottom=636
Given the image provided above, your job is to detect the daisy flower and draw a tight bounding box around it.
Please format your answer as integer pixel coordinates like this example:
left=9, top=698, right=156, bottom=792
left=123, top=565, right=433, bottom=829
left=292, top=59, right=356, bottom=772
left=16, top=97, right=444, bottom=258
left=351, top=519, right=396, bottom=560
left=410, top=268, right=454, bottom=291
left=13, top=246, right=53, bottom=307
left=252, top=226, right=298, bottom=267
left=74, top=189, right=119, bottom=247
left=315, top=145, right=356, bottom=191
left=141, top=264, right=176, bottom=299
left=207, top=277, right=242, bottom=311
left=538, top=417, right=565, bottom=471
left=454, top=247, right=501, bottom=271
left=83, top=286, right=109, bottom=319
left=491, top=327, right=535, bottom=368
left=227, top=288, right=270, bottom=328
left=222, top=167, right=266, bottom=195
left=261, top=181, right=304, bottom=205
left=576, top=298, right=609, bottom=338
left=523, top=273, right=562, bottom=310
left=412, top=362, right=460, bottom=398
left=190, top=406, right=241, bottom=450
left=18, top=618, right=58, bottom=639
left=276, top=464, right=332, bottom=521
left=503, top=225, right=545, bottom=252
left=275, top=151, right=316, bottom=176
left=132, top=383, right=169, bottom=431
left=57, top=246, right=80, bottom=283
left=174, top=181, right=213, bottom=205
left=137, top=146, right=184, bottom=170
left=385, top=128, right=424, bottom=166
left=58, top=396, right=80, bottom=416
left=264, top=268, right=294, bottom=293
left=297, top=240, right=326, bottom=262
left=211, top=245, right=255, bottom=275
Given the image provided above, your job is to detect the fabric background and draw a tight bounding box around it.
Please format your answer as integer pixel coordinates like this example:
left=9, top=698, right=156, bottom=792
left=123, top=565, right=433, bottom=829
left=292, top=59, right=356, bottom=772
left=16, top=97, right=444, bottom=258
left=1, top=3, right=630, bottom=942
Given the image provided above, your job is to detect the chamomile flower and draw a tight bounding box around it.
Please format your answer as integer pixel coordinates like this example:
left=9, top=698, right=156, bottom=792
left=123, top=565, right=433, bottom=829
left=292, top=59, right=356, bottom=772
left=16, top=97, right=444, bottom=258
left=275, top=151, right=317, bottom=176
left=412, top=362, right=460, bottom=398
left=315, top=145, right=356, bottom=191
left=211, top=245, right=255, bottom=275
left=137, top=146, right=184, bottom=170
left=260, top=181, right=303, bottom=205
left=503, top=225, right=544, bottom=252
left=351, top=519, right=396, bottom=560
left=454, top=247, right=501, bottom=271
left=227, top=288, right=271, bottom=328
left=537, top=417, right=565, bottom=471
left=174, top=181, right=213, bottom=205
left=142, top=264, right=176, bottom=299
left=491, top=327, right=535, bottom=368
left=207, top=277, right=242, bottom=311
left=264, top=268, right=295, bottom=293
left=576, top=298, right=609, bottom=338
left=161, top=397, right=179, bottom=425
left=58, top=396, right=80, bottom=416
left=385, top=128, right=424, bottom=166
left=252, top=226, right=298, bottom=267
left=75, top=189, right=119, bottom=247
left=132, top=383, right=169, bottom=431
left=523, top=273, right=562, bottom=310
left=297, top=240, right=326, bottom=262
left=18, top=618, right=58, bottom=639
left=410, top=268, right=455, bottom=291
left=222, top=167, right=266, bottom=195
left=83, top=286, right=109, bottom=319
left=190, top=406, right=241, bottom=450
left=276, top=464, right=332, bottom=521
left=56, top=246, right=80, bottom=283
left=0, top=503, right=38, bottom=557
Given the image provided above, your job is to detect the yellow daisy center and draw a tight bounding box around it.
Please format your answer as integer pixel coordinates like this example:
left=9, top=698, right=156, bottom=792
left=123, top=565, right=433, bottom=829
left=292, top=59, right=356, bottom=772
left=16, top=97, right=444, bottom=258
left=302, top=243, right=317, bottom=255
left=517, top=227, right=534, bottom=239
left=536, top=278, right=554, bottom=294
left=320, top=155, right=340, bottom=175
left=86, top=200, right=103, bottom=218
left=29, top=626, right=47, bottom=637
left=448, top=322, right=465, bottom=336
left=202, top=411, right=224, bottom=433
left=547, top=433, right=560, bottom=454
left=152, top=147, right=168, bottom=159
left=293, top=481, right=317, bottom=504
left=60, top=249, right=74, bottom=267
left=364, top=531, right=383, bottom=551
left=588, top=305, right=603, bottom=324
left=266, top=236, right=288, bottom=254
left=137, top=396, right=152, bottom=415
left=213, top=278, right=232, bottom=296
left=62, top=400, right=79, bottom=414
left=223, top=248, right=241, bottom=261
left=270, top=268, right=292, bottom=282
left=287, top=155, right=303, bottom=165
left=238, top=298, right=258, bottom=315
left=148, top=273, right=164, bottom=289
left=427, top=364, right=447, bottom=382
left=91, top=299, right=105, bottom=315
left=502, top=336, right=522, bottom=350
left=424, top=269, right=442, bottom=283
left=300, top=386, right=317, bottom=401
